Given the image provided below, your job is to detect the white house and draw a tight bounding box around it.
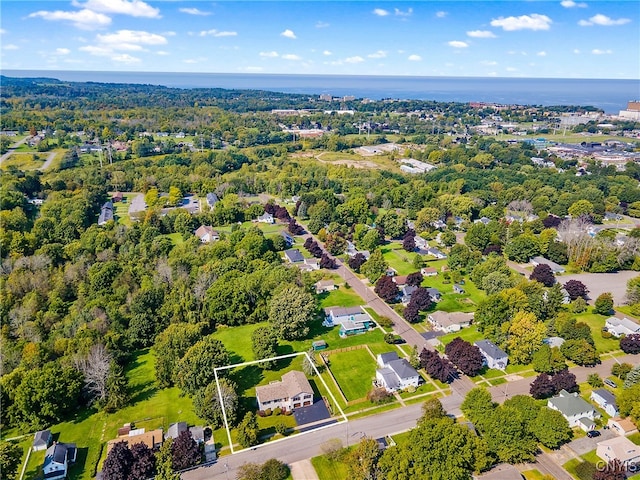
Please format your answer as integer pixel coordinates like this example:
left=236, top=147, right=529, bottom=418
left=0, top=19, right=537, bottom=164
left=428, top=311, right=473, bottom=333
left=591, top=389, right=619, bottom=417
left=426, top=247, right=447, bottom=259
left=315, top=280, right=336, bottom=294
left=475, top=340, right=508, bottom=370
left=194, top=225, right=219, bottom=243
left=607, top=417, right=639, bottom=437
left=256, top=371, right=314, bottom=411
left=605, top=317, right=640, bottom=338
left=421, top=267, right=438, bottom=277
left=256, top=212, right=275, bottom=224
left=596, top=436, right=640, bottom=466
left=43, top=443, right=77, bottom=480
left=547, top=389, right=600, bottom=429
left=323, top=306, right=375, bottom=336
left=304, top=257, right=320, bottom=270
left=375, top=352, right=421, bottom=392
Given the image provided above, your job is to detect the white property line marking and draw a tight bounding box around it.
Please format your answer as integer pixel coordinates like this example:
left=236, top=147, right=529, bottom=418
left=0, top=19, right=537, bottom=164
left=214, top=351, right=348, bottom=454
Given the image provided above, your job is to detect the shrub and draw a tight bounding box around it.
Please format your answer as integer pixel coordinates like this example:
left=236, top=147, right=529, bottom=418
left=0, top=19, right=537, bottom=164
left=257, top=410, right=266, bottom=417
left=264, top=408, right=272, bottom=416
left=377, top=316, right=393, bottom=329
left=275, top=422, right=288, bottom=435
left=273, top=407, right=282, bottom=416
left=367, top=387, right=393, bottom=404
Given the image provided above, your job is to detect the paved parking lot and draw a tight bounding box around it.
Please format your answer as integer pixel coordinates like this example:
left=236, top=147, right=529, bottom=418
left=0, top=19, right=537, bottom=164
left=559, top=271, right=638, bottom=306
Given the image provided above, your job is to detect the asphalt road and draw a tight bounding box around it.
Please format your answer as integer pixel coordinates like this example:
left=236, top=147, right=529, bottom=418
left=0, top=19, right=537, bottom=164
left=0, top=135, right=30, bottom=165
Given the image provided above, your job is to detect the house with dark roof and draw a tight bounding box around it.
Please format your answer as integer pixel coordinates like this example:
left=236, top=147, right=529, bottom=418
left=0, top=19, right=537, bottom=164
left=591, top=389, right=619, bottom=417
left=284, top=249, right=304, bottom=263
left=98, top=201, right=114, bottom=226
left=400, top=285, right=417, bottom=305
left=280, top=230, right=294, bottom=246
left=375, top=352, right=421, bottom=392
left=43, top=443, right=77, bottom=480
left=475, top=340, right=508, bottom=370
left=206, top=193, right=219, bottom=208
left=33, top=430, right=52, bottom=451
left=547, top=389, right=599, bottom=430
left=256, top=370, right=313, bottom=411
left=427, top=247, right=447, bottom=259
left=453, top=284, right=465, bottom=294
left=426, top=287, right=442, bottom=302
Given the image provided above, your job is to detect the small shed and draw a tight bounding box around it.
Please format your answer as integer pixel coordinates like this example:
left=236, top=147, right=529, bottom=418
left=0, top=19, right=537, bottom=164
left=312, top=340, right=328, bottom=351
left=33, top=430, right=52, bottom=451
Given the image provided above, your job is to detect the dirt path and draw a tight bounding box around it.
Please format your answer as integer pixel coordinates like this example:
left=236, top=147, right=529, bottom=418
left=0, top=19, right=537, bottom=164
left=39, top=151, right=57, bottom=171
left=0, top=136, right=31, bottom=166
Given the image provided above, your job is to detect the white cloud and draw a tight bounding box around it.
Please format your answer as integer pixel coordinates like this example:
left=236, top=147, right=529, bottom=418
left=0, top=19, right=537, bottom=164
left=323, top=50, right=332, bottom=56
left=579, top=14, right=631, bottom=26
left=3, top=44, right=19, bottom=50
left=480, top=60, right=498, bottom=65
left=280, top=29, right=296, bottom=39
left=55, top=48, right=71, bottom=55
left=373, top=8, right=389, bottom=16
left=282, top=53, right=301, bottom=61
left=448, top=41, right=469, bottom=48
left=199, top=29, right=237, bottom=37
left=592, top=48, right=613, bottom=54
left=367, top=50, right=387, bottom=59
left=436, top=11, right=447, bottom=18
left=28, top=9, right=112, bottom=30
left=259, top=51, right=279, bottom=57
left=561, top=0, right=587, bottom=7
left=506, top=67, right=518, bottom=72
left=96, top=29, right=167, bottom=48
left=71, top=0, right=160, bottom=18
left=394, top=8, right=412, bottom=17
left=345, top=55, right=364, bottom=63
left=156, top=50, right=169, bottom=55
left=467, top=30, right=496, bottom=38
left=243, top=66, right=263, bottom=72
left=408, top=54, right=421, bottom=61
left=573, top=48, right=581, bottom=54
left=0, top=29, right=6, bottom=34
left=179, top=7, right=211, bottom=16
left=111, top=53, right=140, bottom=63
left=491, top=14, right=552, bottom=31
left=537, top=51, right=547, bottom=56
left=316, top=21, right=329, bottom=28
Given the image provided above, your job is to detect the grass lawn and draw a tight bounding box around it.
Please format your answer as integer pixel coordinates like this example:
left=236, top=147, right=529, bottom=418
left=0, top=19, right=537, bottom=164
left=615, top=306, right=640, bottom=320
left=318, top=286, right=365, bottom=309
left=437, top=327, right=484, bottom=348
left=311, top=454, right=349, bottom=480
left=523, top=470, right=551, bottom=480
left=381, top=243, right=421, bottom=276
left=212, top=323, right=264, bottom=363
left=574, top=313, right=621, bottom=353
left=0, top=152, right=45, bottom=170
left=628, top=432, right=640, bottom=445
left=327, top=349, right=377, bottom=401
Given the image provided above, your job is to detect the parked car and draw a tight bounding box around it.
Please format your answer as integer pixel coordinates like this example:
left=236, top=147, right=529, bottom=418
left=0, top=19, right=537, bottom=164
left=587, top=430, right=601, bottom=438
left=604, top=379, right=618, bottom=388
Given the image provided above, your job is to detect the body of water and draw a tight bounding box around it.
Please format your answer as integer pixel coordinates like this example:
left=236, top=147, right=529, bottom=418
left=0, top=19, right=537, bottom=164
left=4, top=70, right=639, bottom=114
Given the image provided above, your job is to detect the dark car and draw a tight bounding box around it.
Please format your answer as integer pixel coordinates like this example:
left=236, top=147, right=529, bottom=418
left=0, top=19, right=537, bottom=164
left=587, top=430, right=601, bottom=438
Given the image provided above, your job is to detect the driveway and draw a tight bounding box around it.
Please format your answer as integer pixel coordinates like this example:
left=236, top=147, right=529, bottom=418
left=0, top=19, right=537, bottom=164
left=567, top=428, right=617, bottom=455
left=293, top=401, right=331, bottom=427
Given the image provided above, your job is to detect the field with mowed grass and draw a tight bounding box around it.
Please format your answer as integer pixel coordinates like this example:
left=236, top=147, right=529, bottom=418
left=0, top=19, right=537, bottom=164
left=326, top=349, right=377, bottom=401
left=318, top=285, right=365, bottom=308
left=573, top=313, right=621, bottom=353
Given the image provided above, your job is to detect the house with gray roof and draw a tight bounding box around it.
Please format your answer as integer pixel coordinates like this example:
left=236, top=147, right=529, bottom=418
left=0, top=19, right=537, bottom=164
left=531, top=256, right=565, bottom=274
left=166, top=422, right=188, bottom=440
left=284, top=248, right=304, bottom=263
left=33, top=430, right=52, bottom=451
left=43, top=442, right=77, bottom=480
left=605, top=316, right=640, bottom=338
left=206, top=192, right=219, bottom=208
left=475, top=340, right=508, bottom=370
left=98, top=201, right=114, bottom=226
left=323, top=306, right=374, bottom=336
left=256, top=370, right=313, bottom=411
left=547, top=389, right=600, bottom=430
left=591, top=389, right=619, bottom=417
left=375, top=352, right=420, bottom=392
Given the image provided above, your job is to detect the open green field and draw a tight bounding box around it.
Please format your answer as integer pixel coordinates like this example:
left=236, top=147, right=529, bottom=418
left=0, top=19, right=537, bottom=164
left=381, top=243, right=421, bottom=276
left=437, top=327, right=484, bottom=348
left=0, top=152, right=45, bottom=170
left=318, top=286, right=365, bottom=309
left=326, top=349, right=377, bottom=401
left=523, top=470, right=551, bottom=480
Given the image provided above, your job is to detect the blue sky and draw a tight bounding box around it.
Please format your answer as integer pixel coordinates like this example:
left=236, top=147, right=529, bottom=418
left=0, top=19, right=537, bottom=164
left=1, top=1, right=638, bottom=78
